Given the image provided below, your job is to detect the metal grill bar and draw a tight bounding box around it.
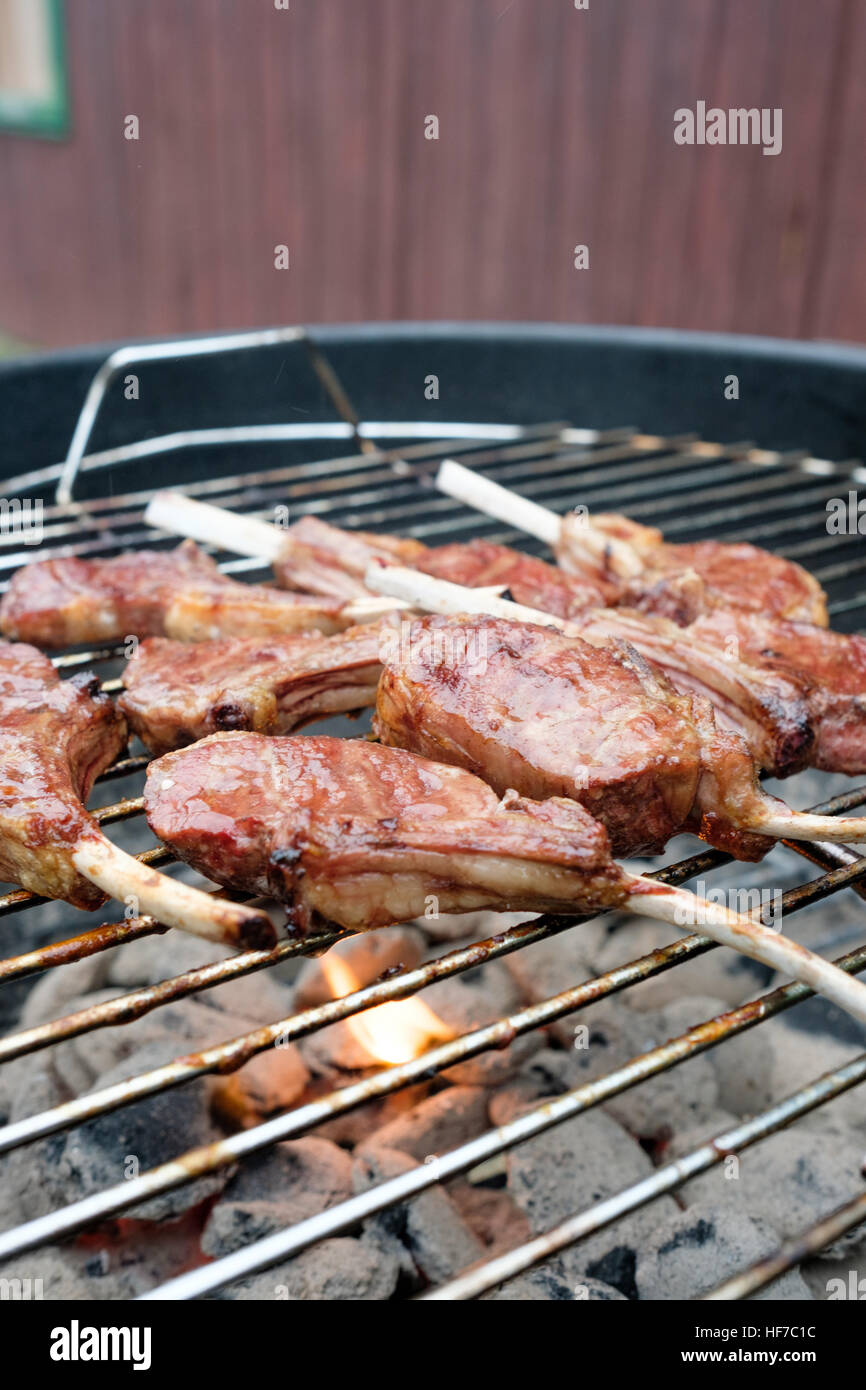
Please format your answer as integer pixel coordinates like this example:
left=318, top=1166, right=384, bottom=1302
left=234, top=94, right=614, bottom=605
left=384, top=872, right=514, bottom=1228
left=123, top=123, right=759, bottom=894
left=0, top=918, right=169, bottom=983
left=0, top=431, right=852, bottom=563
left=3, top=423, right=583, bottom=522
left=3, top=849, right=863, bottom=1140
left=704, top=1191, right=866, bottom=1301
left=1, top=859, right=863, bottom=1273
left=2, top=338, right=865, bottom=1302
left=3, top=421, right=863, bottom=614
left=420, top=1055, right=866, bottom=1301
left=141, top=954, right=866, bottom=1301
left=0, top=912, right=689, bottom=1148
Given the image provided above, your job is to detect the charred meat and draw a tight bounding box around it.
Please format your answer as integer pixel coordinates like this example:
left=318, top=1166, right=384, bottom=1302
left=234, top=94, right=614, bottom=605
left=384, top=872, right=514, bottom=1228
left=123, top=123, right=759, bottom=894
left=120, top=621, right=391, bottom=754
left=555, top=511, right=828, bottom=626
left=374, top=615, right=865, bottom=860
left=0, top=639, right=274, bottom=945
left=0, top=540, right=374, bottom=648
left=0, top=641, right=128, bottom=907
left=143, top=732, right=628, bottom=932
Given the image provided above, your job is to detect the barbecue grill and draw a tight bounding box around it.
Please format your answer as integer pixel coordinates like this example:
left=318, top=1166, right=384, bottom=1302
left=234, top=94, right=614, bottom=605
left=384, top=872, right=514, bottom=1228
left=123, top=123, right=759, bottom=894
left=1, top=322, right=865, bottom=1302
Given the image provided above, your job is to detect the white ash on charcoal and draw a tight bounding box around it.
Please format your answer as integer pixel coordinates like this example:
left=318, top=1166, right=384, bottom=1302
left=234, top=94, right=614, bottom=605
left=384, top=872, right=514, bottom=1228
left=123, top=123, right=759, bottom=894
left=598, top=995, right=723, bottom=1143
left=350, top=1086, right=530, bottom=1286
left=210, top=1045, right=311, bottom=1128
left=213, top=1237, right=401, bottom=1302
left=762, top=1012, right=866, bottom=1139
left=587, top=913, right=774, bottom=1012
left=363, top=1084, right=489, bottom=1162
left=635, top=1205, right=812, bottom=1301
left=488, top=1047, right=590, bottom=1126
left=487, top=1001, right=721, bottom=1147
left=311, top=1083, right=434, bottom=1150
left=802, top=1233, right=866, bottom=1302
left=0, top=1193, right=220, bottom=1301
left=501, top=917, right=609, bottom=1012
left=0, top=928, right=304, bottom=1235
left=299, top=1025, right=384, bottom=1076
left=671, top=1113, right=866, bottom=1257
left=0, top=1245, right=124, bottom=1301
left=3, top=787, right=866, bottom=1302
left=290, top=1023, right=439, bottom=1147
left=201, top=1137, right=354, bottom=1258
left=102, top=932, right=296, bottom=1036
left=352, top=1143, right=485, bottom=1286
left=0, top=1001, right=253, bottom=1227
left=416, top=908, right=533, bottom=945
left=483, top=1268, right=627, bottom=1301
left=764, top=970, right=866, bottom=1058
left=445, top=1178, right=532, bottom=1257
left=504, top=1107, right=681, bottom=1299
left=24, top=1036, right=231, bottom=1224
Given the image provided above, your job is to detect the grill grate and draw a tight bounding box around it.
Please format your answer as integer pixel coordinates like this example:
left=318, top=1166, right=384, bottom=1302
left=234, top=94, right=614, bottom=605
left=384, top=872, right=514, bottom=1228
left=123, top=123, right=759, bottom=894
left=1, top=335, right=865, bottom=1301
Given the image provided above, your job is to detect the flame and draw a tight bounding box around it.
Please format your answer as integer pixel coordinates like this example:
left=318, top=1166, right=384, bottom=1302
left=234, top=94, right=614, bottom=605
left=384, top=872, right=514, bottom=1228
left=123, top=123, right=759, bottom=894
left=320, top=950, right=453, bottom=1066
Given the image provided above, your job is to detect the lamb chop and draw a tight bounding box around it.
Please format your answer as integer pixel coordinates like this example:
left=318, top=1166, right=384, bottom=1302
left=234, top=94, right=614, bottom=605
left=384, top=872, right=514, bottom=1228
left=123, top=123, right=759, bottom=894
left=686, top=609, right=866, bottom=776
left=144, top=490, right=617, bottom=614
left=437, top=459, right=828, bottom=625
left=144, top=496, right=827, bottom=779
left=367, top=598, right=866, bottom=854
left=0, top=640, right=274, bottom=947
left=143, top=731, right=866, bottom=1028
left=275, top=513, right=618, bottom=613
left=120, top=620, right=392, bottom=754
left=435, top=461, right=866, bottom=773
left=0, top=539, right=400, bottom=649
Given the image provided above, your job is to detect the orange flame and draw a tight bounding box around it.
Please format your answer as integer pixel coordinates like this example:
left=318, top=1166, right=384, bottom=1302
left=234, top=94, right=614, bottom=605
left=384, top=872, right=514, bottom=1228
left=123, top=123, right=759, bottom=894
left=320, top=950, right=454, bottom=1066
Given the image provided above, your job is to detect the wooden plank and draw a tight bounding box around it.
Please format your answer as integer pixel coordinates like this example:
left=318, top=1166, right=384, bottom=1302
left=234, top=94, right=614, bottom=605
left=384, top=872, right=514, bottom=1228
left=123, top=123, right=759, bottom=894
left=0, top=0, right=861, bottom=346
left=809, top=0, right=866, bottom=343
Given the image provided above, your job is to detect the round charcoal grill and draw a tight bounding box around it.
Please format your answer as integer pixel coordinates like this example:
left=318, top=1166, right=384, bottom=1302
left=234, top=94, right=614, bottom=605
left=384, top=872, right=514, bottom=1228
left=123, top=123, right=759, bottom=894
left=1, top=323, right=866, bottom=1301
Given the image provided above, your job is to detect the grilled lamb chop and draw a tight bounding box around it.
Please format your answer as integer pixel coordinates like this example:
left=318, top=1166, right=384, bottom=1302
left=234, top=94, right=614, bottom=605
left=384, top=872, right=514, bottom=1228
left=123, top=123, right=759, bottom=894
left=0, top=641, right=273, bottom=946
left=687, top=610, right=866, bottom=776
left=0, top=540, right=396, bottom=649
left=437, top=458, right=828, bottom=625
left=142, top=494, right=866, bottom=775
left=271, top=517, right=429, bottom=600
left=0, top=642, right=127, bottom=909
left=278, top=515, right=617, bottom=612
left=413, top=548, right=866, bottom=780
left=229, top=516, right=821, bottom=776
left=556, top=510, right=828, bottom=626
left=571, top=606, right=814, bottom=778
left=144, top=732, right=866, bottom=1027
left=120, top=621, right=391, bottom=754
left=373, top=613, right=866, bottom=859
left=145, top=732, right=625, bottom=930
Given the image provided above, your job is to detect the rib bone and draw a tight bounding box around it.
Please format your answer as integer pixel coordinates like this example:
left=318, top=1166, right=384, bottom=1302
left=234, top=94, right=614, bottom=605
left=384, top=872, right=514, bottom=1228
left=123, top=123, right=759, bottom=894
left=436, top=458, right=828, bottom=624
left=0, top=641, right=274, bottom=948
left=365, top=576, right=866, bottom=850
left=143, top=732, right=866, bottom=1028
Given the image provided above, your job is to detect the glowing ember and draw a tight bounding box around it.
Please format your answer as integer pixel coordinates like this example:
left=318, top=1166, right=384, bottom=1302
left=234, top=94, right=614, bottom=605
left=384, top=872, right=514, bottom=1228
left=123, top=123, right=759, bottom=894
left=320, top=950, right=453, bottom=1065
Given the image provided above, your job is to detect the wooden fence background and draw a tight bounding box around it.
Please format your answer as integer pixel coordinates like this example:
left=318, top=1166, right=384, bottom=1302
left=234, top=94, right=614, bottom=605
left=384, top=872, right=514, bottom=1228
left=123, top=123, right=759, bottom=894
left=0, top=0, right=863, bottom=348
